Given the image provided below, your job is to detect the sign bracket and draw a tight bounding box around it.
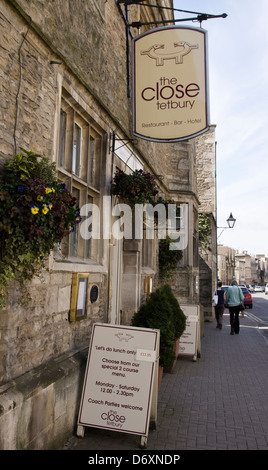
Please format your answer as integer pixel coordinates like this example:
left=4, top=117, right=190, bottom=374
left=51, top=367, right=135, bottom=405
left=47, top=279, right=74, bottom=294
left=130, top=14, right=228, bottom=29
left=117, top=0, right=227, bottom=23
left=116, top=1, right=227, bottom=98
left=109, top=130, right=137, bottom=154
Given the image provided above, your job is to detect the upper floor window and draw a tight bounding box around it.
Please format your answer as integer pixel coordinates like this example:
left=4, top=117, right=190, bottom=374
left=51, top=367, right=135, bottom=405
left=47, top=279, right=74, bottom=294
left=58, top=89, right=101, bottom=191
left=56, top=87, right=102, bottom=261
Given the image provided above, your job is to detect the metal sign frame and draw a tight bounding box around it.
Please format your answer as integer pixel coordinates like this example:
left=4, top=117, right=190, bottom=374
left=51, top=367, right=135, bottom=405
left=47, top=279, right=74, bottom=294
left=178, top=304, right=200, bottom=361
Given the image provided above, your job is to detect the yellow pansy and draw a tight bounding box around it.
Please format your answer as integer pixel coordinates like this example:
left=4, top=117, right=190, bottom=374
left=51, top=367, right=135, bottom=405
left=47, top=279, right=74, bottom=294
left=31, top=205, right=39, bottom=215
left=42, top=204, right=49, bottom=215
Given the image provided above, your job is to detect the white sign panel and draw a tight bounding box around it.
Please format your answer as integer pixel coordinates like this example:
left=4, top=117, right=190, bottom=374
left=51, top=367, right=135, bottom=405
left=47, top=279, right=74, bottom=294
left=178, top=305, right=199, bottom=358
left=133, top=25, right=209, bottom=142
left=78, top=323, right=159, bottom=436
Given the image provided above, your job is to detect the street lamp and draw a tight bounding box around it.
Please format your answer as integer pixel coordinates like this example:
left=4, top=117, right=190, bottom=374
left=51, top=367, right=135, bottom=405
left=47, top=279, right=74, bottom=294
left=216, top=213, right=236, bottom=283
left=226, top=212, right=236, bottom=229
left=217, top=212, right=236, bottom=238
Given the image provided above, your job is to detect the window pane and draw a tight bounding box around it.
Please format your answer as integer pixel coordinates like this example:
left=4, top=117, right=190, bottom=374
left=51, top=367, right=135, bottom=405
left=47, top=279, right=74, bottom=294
left=70, top=187, right=80, bottom=257
left=88, top=135, right=95, bottom=184
left=176, top=207, right=181, bottom=231
left=58, top=109, right=66, bottom=167
left=73, top=123, right=81, bottom=176
left=85, top=195, right=93, bottom=258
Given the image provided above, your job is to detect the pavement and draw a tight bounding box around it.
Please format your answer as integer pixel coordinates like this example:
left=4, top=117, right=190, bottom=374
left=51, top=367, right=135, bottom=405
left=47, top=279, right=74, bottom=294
left=62, top=310, right=268, bottom=452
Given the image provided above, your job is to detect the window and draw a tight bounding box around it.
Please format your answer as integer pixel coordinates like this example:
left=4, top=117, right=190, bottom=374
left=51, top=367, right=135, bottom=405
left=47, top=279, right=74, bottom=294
left=69, top=187, right=80, bottom=257
left=85, top=194, right=93, bottom=259
left=88, top=136, right=95, bottom=185
left=73, top=123, right=82, bottom=176
left=59, top=109, right=66, bottom=168
left=193, top=210, right=199, bottom=267
left=57, top=88, right=102, bottom=262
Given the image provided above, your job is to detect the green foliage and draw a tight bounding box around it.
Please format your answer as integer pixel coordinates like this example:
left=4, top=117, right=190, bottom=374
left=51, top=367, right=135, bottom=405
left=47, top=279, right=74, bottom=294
left=0, top=149, right=80, bottom=309
left=155, top=196, right=179, bottom=213
left=111, top=169, right=158, bottom=207
left=159, top=237, right=182, bottom=280
left=160, top=285, right=186, bottom=339
left=3, top=148, right=57, bottom=183
left=198, top=212, right=211, bottom=249
left=131, top=285, right=186, bottom=368
left=131, top=288, right=175, bottom=369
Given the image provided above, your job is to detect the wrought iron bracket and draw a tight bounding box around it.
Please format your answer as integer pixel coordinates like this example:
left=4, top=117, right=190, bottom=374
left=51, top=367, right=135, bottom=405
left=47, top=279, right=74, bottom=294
left=130, top=13, right=228, bottom=29
left=116, top=1, right=227, bottom=98
left=109, top=130, right=138, bottom=154
left=117, top=1, right=227, bottom=27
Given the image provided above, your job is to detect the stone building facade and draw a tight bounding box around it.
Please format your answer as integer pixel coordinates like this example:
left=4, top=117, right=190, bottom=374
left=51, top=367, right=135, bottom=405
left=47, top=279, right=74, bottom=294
left=217, top=245, right=236, bottom=285
left=218, top=248, right=268, bottom=286
left=234, top=252, right=251, bottom=285
left=255, top=255, right=268, bottom=286
left=195, top=126, right=217, bottom=319
left=0, top=0, right=215, bottom=449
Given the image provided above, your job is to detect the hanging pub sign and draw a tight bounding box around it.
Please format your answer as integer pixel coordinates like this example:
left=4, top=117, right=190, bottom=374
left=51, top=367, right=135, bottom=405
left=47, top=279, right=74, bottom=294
left=133, top=26, right=209, bottom=142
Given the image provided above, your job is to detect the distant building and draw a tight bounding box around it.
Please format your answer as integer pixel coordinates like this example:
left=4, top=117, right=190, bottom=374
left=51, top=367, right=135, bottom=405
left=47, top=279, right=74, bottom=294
left=217, top=246, right=236, bottom=285
left=235, top=251, right=252, bottom=285
left=255, top=255, right=267, bottom=285
left=217, top=248, right=268, bottom=286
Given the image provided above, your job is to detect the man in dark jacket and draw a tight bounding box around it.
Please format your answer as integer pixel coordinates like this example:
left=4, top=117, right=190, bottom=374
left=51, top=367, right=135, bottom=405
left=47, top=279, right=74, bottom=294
left=214, top=281, right=225, bottom=330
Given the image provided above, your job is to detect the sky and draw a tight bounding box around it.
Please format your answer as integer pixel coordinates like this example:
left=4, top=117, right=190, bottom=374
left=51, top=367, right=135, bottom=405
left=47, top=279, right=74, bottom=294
left=173, top=0, right=268, bottom=257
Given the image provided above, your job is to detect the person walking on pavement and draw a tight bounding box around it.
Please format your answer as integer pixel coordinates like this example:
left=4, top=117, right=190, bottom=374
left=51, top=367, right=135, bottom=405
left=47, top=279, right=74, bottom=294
left=225, top=280, right=244, bottom=335
left=214, top=281, right=225, bottom=330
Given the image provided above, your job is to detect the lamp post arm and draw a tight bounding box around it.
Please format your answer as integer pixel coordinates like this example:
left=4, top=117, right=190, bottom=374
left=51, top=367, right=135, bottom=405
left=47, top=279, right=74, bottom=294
left=217, top=228, right=227, bottom=239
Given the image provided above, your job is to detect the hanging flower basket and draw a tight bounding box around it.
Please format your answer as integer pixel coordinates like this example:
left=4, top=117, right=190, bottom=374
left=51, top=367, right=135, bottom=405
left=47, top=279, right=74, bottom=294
left=0, top=149, right=81, bottom=308
left=111, top=169, right=158, bottom=207
left=155, top=196, right=177, bottom=210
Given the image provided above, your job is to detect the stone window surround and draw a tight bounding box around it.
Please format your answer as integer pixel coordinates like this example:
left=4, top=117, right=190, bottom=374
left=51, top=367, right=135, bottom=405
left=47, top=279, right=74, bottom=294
left=52, top=77, right=109, bottom=273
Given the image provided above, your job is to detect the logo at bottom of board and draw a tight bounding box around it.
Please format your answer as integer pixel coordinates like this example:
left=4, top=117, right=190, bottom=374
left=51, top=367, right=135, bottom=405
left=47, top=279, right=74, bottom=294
left=101, top=409, right=126, bottom=428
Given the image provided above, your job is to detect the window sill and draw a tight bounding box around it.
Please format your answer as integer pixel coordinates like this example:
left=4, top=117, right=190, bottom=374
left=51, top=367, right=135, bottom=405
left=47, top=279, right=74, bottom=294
left=51, top=256, right=107, bottom=273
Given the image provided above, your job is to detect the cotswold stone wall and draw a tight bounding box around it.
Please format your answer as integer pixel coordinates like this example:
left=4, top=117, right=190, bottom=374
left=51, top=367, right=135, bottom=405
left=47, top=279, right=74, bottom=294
left=0, top=270, right=107, bottom=384
left=0, top=2, right=108, bottom=386
left=164, top=140, right=196, bottom=193
left=11, top=0, right=129, bottom=128
left=8, top=0, right=169, bottom=179
left=0, top=347, right=88, bottom=449
left=195, top=126, right=217, bottom=217
left=195, top=126, right=217, bottom=318
left=0, top=3, right=56, bottom=164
